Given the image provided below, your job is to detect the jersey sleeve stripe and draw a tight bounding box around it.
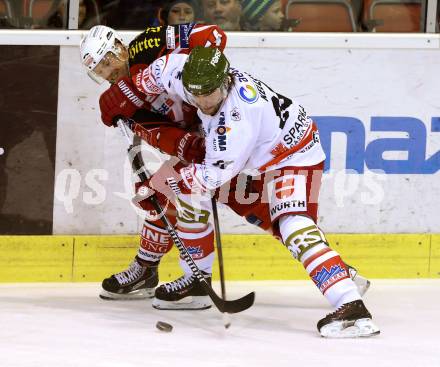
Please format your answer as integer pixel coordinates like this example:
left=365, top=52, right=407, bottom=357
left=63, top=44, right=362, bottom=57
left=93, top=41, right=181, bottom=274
left=258, top=122, right=318, bottom=172
left=191, top=25, right=213, bottom=33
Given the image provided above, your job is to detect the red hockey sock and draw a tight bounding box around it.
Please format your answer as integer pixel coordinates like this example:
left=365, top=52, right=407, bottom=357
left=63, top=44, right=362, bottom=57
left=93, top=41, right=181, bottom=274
left=137, top=221, right=174, bottom=263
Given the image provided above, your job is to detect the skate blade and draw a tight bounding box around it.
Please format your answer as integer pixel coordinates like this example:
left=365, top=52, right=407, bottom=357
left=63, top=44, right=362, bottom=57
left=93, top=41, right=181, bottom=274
left=320, top=318, right=380, bottom=338
left=152, top=296, right=212, bottom=310
left=99, top=288, right=155, bottom=300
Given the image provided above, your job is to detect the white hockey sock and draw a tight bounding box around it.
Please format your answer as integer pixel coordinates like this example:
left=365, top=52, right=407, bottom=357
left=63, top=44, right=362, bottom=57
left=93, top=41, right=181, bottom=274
left=279, top=215, right=361, bottom=308
left=324, top=278, right=362, bottom=308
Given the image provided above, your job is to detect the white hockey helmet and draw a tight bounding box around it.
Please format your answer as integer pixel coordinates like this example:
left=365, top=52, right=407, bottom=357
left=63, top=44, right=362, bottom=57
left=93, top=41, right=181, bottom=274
left=80, top=25, right=122, bottom=71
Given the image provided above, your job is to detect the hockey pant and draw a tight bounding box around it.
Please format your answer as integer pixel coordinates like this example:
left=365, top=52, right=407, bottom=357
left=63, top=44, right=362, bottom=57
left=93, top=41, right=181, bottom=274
left=224, top=163, right=361, bottom=308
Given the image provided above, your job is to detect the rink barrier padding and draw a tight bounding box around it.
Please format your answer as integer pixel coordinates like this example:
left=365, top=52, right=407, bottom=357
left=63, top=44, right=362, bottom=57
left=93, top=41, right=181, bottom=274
left=0, top=236, right=74, bottom=282
left=431, top=235, right=440, bottom=277
left=0, top=234, right=439, bottom=282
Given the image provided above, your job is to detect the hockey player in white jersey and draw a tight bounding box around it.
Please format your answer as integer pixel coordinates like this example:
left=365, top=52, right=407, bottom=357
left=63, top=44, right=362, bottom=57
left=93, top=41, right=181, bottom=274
left=130, top=46, right=380, bottom=338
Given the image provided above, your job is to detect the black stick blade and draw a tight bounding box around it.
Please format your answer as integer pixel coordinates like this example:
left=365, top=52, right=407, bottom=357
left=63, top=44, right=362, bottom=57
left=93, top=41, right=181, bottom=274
left=221, top=292, right=255, bottom=314
left=205, top=284, right=255, bottom=314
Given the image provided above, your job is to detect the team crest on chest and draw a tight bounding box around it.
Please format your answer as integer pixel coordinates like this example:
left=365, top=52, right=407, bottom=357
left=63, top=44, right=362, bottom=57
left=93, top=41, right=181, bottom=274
left=230, top=107, right=241, bottom=121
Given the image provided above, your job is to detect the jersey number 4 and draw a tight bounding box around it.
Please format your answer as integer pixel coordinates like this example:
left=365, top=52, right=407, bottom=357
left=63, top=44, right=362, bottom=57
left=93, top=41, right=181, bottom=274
left=271, top=94, right=292, bottom=130
left=257, top=77, right=293, bottom=130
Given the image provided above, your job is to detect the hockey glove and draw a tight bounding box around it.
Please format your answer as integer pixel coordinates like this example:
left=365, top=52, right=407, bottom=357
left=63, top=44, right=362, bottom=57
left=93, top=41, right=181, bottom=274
left=189, top=25, right=227, bottom=51
left=132, top=66, right=164, bottom=102
left=99, top=76, right=146, bottom=127
left=132, top=160, right=188, bottom=210
left=133, top=125, right=205, bottom=164
left=133, top=181, right=169, bottom=213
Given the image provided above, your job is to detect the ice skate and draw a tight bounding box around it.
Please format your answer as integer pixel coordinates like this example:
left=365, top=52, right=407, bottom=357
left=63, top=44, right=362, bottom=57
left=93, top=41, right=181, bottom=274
left=99, top=257, right=158, bottom=300
left=317, top=300, right=380, bottom=338
left=347, top=265, right=371, bottom=296
left=152, top=272, right=212, bottom=310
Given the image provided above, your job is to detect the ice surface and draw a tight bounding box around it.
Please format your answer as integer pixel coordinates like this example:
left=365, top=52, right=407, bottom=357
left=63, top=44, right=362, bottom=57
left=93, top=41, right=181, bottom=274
left=0, top=280, right=439, bottom=367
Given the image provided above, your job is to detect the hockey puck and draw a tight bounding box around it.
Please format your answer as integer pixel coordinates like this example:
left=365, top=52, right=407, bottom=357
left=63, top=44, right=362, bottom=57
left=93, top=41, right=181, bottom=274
left=156, top=321, right=173, bottom=332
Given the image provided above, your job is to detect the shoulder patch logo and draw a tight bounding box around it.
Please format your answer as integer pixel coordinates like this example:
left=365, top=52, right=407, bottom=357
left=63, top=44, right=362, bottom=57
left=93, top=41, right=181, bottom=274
left=239, top=84, right=259, bottom=104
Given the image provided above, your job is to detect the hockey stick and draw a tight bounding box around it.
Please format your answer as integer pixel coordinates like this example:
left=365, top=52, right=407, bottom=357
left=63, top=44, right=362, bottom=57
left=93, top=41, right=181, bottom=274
left=117, top=119, right=255, bottom=314
left=211, top=197, right=231, bottom=328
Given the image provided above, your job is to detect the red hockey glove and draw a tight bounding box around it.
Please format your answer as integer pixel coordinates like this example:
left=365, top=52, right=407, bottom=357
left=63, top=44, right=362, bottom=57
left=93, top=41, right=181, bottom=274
left=133, top=181, right=169, bottom=212
left=132, top=67, right=164, bottom=102
left=133, top=124, right=205, bottom=163
left=99, top=77, right=146, bottom=127
left=132, top=160, right=188, bottom=210
left=189, top=25, right=227, bottom=51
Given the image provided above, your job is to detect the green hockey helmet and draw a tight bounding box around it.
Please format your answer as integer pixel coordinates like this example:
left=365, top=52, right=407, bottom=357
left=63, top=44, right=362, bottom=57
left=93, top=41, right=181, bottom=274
left=182, top=46, right=230, bottom=96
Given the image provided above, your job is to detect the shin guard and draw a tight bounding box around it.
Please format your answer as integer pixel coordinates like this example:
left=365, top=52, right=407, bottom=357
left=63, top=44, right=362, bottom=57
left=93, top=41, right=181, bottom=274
left=280, top=215, right=361, bottom=308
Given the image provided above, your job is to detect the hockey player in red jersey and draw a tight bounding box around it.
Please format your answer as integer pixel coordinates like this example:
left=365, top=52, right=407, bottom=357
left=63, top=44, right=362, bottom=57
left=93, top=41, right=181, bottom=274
left=80, top=24, right=226, bottom=308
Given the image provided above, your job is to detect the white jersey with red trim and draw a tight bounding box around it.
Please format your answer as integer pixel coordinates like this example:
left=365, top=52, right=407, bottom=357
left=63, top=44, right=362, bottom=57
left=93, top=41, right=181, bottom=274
left=138, top=54, right=326, bottom=191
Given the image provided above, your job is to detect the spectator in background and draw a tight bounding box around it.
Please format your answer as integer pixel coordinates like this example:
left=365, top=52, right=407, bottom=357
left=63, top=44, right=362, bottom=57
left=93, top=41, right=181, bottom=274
left=241, top=0, right=285, bottom=31
left=0, top=0, right=18, bottom=28
left=104, top=0, right=161, bottom=29
left=78, top=0, right=101, bottom=29
left=159, top=0, right=200, bottom=25
left=46, top=0, right=96, bottom=29
left=201, top=0, right=242, bottom=30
